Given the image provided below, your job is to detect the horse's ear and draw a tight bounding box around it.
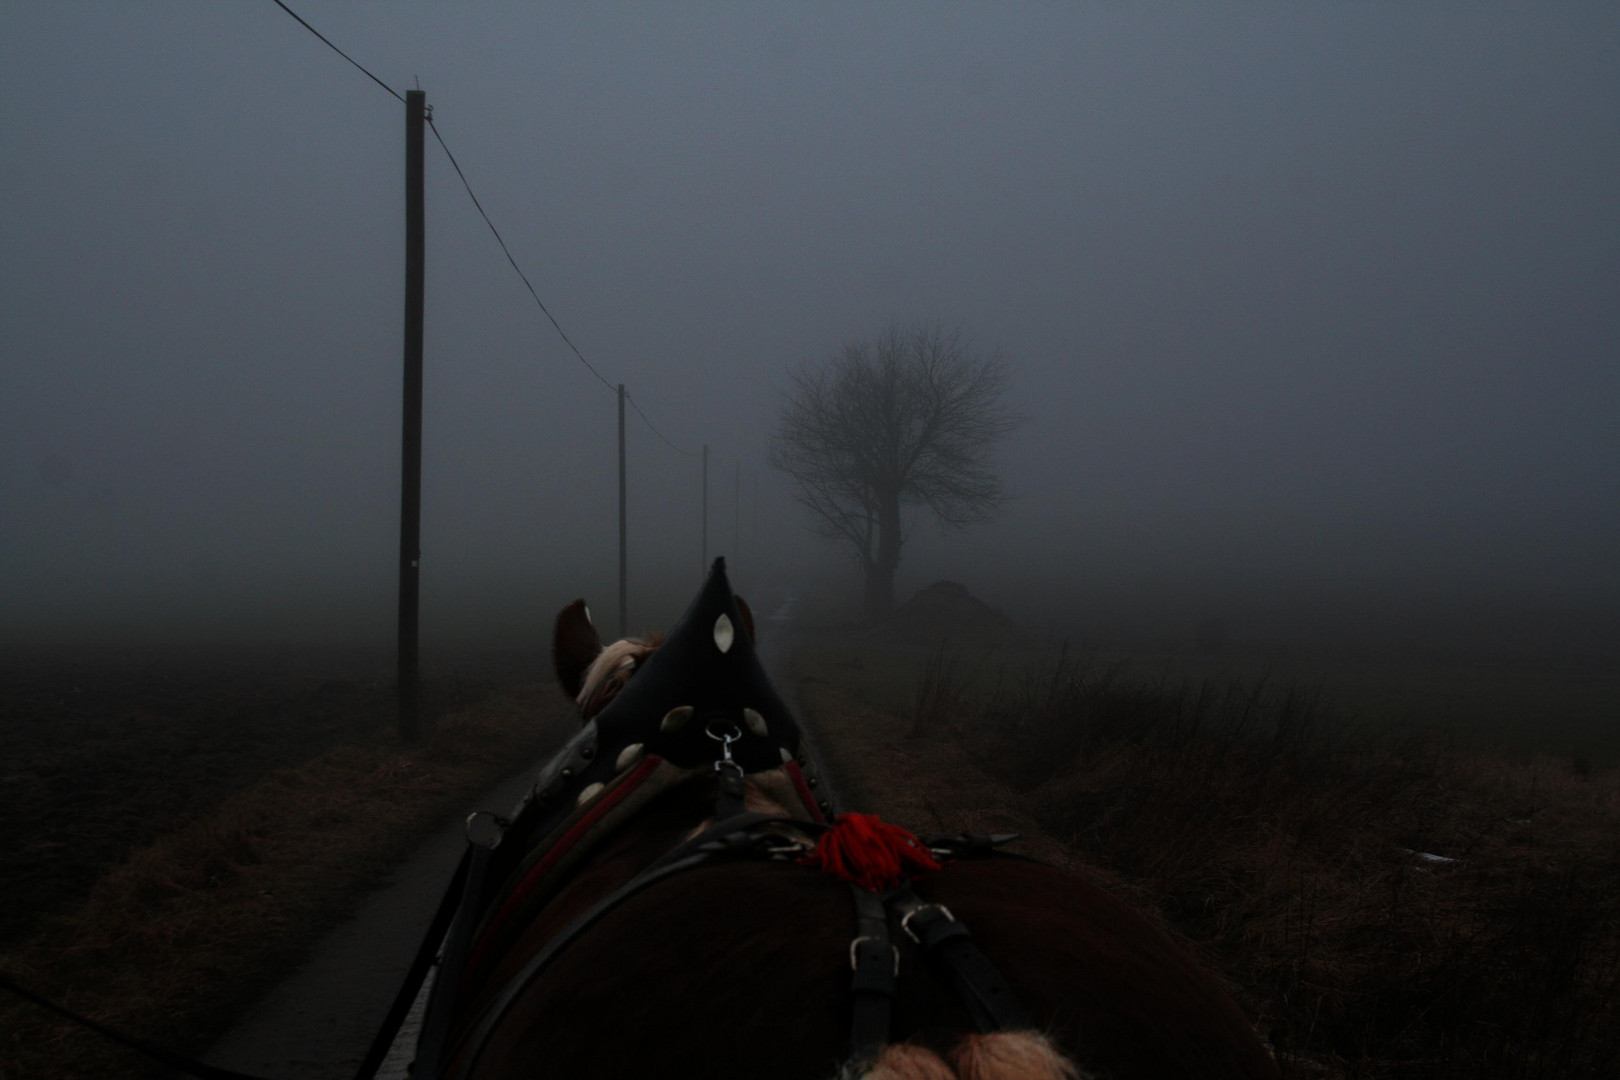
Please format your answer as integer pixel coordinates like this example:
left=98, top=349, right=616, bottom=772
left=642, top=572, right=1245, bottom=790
left=734, top=595, right=756, bottom=644
left=552, top=599, right=602, bottom=699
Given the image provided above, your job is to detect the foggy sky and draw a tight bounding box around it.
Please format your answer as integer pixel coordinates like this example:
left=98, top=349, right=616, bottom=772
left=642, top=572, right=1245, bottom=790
left=2, top=4, right=1617, bottom=655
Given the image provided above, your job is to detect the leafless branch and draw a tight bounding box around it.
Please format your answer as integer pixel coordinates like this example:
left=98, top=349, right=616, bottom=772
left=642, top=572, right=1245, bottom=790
left=768, top=323, right=1027, bottom=606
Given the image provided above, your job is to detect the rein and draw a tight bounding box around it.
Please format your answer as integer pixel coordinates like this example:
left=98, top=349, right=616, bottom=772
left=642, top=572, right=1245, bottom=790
left=0, top=969, right=278, bottom=1080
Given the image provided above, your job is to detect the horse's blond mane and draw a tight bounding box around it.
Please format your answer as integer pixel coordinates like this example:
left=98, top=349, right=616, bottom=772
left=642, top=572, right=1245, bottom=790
left=575, top=636, right=660, bottom=714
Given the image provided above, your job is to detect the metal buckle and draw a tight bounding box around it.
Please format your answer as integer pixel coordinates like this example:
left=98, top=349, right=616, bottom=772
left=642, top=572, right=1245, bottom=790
left=899, top=903, right=956, bottom=944
left=849, top=935, right=900, bottom=976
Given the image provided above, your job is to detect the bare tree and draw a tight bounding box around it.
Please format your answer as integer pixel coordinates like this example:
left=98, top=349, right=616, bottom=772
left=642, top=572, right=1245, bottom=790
left=769, top=324, right=1025, bottom=618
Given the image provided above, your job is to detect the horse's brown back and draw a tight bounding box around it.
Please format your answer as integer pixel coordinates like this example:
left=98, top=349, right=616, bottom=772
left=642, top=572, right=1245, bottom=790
left=461, top=855, right=1278, bottom=1080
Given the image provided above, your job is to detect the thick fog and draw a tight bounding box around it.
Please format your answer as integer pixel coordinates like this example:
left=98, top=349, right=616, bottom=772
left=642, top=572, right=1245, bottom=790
left=2, top=4, right=1616, bottom=662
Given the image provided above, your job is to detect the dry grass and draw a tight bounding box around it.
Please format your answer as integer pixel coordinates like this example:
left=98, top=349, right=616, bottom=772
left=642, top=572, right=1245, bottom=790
left=0, top=685, right=572, bottom=1080
left=795, top=637, right=1620, bottom=1079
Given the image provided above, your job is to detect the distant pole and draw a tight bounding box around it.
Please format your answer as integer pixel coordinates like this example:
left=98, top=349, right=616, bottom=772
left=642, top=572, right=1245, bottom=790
left=701, top=443, right=709, bottom=577
left=618, top=384, right=628, bottom=638
left=397, top=88, right=426, bottom=740
left=732, top=460, right=740, bottom=578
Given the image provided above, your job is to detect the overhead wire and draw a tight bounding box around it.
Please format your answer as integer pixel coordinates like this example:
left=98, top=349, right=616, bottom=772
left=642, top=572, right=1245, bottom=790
left=268, top=0, right=718, bottom=465
left=626, top=392, right=700, bottom=457
left=425, top=118, right=618, bottom=393
left=269, top=0, right=404, bottom=103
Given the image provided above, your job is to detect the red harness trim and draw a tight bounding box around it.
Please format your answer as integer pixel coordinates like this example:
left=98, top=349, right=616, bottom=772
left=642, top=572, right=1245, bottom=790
left=784, top=760, right=827, bottom=823
left=462, top=753, right=664, bottom=988
left=799, top=812, right=941, bottom=891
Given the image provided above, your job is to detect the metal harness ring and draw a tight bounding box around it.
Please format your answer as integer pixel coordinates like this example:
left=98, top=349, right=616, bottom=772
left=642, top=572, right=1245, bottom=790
left=465, top=810, right=508, bottom=849
left=706, top=718, right=743, bottom=769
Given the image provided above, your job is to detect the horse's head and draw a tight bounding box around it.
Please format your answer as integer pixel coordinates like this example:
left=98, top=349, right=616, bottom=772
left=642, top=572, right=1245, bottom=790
left=552, top=595, right=756, bottom=720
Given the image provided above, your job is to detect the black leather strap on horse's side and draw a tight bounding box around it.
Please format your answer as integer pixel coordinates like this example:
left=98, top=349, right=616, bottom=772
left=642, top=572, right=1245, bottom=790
left=412, top=838, right=498, bottom=1080
left=352, top=843, right=473, bottom=1080
left=847, top=885, right=899, bottom=1060
left=891, top=888, right=1032, bottom=1034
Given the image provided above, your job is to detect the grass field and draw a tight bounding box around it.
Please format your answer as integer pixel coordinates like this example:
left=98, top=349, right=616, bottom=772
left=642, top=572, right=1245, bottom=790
left=1090, top=647, right=1620, bottom=768
left=0, top=645, right=572, bottom=1080
left=793, top=629, right=1620, bottom=1079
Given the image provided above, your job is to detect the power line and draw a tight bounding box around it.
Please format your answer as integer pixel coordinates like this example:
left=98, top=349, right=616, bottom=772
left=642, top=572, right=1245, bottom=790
left=269, top=0, right=404, bottom=103
left=626, top=391, right=699, bottom=457
left=269, top=0, right=706, bottom=455
left=427, top=117, right=618, bottom=394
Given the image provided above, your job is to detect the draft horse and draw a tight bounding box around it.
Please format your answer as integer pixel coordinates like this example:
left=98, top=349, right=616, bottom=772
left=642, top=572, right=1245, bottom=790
left=410, top=562, right=1279, bottom=1080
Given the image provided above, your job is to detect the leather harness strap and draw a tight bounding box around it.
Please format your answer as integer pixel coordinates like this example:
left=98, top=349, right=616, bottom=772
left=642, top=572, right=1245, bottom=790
left=713, top=759, right=750, bottom=821
left=841, top=834, right=1033, bottom=1058
left=847, top=885, right=900, bottom=1060
left=890, top=889, right=1032, bottom=1034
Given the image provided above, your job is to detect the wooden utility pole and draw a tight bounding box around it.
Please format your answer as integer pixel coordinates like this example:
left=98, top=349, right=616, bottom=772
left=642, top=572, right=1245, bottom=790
left=701, top=443, right=709, bottom=578
left=397, top=88, right=426, bottom=740
left=618, top=384, right=628, bottom=638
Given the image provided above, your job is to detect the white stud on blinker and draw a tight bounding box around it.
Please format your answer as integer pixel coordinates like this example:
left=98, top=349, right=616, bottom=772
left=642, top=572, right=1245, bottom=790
left=616, top=742, right=645, bottom=771
left=576, top=782, right=605, bottom=807
left=661, top=706, right=694, bottom=732
left=743, top=708, right=768, bottom=737
left=713, top=613, right=735, bottom=653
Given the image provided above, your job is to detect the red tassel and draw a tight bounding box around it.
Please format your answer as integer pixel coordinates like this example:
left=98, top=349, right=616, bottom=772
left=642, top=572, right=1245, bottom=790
left=799, top=813, right=941, bottom=892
